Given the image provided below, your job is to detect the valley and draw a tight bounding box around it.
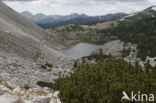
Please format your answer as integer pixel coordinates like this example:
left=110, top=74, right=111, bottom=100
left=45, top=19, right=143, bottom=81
left=0, top=1, right=156, bottom=103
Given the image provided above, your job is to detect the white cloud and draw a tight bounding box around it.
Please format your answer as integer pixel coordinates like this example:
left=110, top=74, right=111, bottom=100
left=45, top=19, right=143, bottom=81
left=3, top=0, right=156, bottom=15
left=3, top=0, right=149, bottom=6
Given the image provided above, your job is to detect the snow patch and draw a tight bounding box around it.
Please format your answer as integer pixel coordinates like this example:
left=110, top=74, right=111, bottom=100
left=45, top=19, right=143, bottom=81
left=152, top=7, right=156, bottom=11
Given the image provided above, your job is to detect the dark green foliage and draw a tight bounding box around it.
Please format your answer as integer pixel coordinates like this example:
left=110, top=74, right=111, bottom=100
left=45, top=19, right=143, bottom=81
left=45, top=63, right=53, bottom=67
left=116, top=16, right=156, bottom=60
left=53, top=59, right=156, bottom=103
left=122, top=46, right=131, bottom=58
left=36, top=78, right=64, bottom=90
left=23, top=84, right=30, bottom=90
left=40, top=62, right=53, bottom=72
left=97, top=10, right=156, bottom=60
left=36, top=81, right=53, bottom=88
left=74, top=61, right=78, bottom=68
left=82, top=54, right=111, bottom=62
left=41, top=65, right=46, bottom=70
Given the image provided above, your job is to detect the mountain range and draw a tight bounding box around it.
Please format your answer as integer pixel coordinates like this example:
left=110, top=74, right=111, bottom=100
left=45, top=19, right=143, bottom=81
left=0, top=0, right=156, bottom=102
left=21, top=11, right=127, bottom=28
left=47, top=5, right=156, bottom=60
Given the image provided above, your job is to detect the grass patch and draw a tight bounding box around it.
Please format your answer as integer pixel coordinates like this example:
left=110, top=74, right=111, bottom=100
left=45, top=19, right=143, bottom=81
left=13, top=98, right=23, bottom=103
left=0, top=76, right=13, bottom=90
left=0, top=89, right=8, bottom=95
left=35, top=90, right=48, bottom=96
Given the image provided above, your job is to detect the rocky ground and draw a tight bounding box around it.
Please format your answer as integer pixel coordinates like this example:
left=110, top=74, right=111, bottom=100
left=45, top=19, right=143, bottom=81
left=0, top=2, right=76, bottom=102
left=0, top=54, right=74, bottom=103
left=91, top=40, right=154, bottom=67
left=0, top=76, right=61, bottom=103
left=0, top=55, right=73, bottom=88
left=91, top=40, right=137, bottom=57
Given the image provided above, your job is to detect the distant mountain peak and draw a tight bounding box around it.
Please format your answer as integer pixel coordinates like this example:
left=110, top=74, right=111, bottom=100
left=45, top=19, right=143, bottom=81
left=70, top=13, right=79, bottom=15
left=35, top=13, right=47, bottom=16
left=69, top=13, right=88, bottom=17
left=21, top=11, right=33, bottom=19
left=21, top=11, right=32, bottom=14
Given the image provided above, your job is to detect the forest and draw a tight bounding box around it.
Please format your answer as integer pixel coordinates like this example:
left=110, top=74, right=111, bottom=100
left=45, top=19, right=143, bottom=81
left=36, top=8, right=156, bottom=103
left=51, top=57, right=156, bottom=103
left=97, top=9, right=156, bottom=60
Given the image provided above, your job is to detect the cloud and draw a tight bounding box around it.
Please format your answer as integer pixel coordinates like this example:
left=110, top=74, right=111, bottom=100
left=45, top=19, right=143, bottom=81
left=3, top=0, right=156, bottom=16
left=3, top=0, right=152, bottom=9
left=0, top=0, right=36, bottom=1
left=1, top=0, right=148, bottom=4
left=96, top=0, right=146, bottom=2
left=23, top=0, right=148, bottom=9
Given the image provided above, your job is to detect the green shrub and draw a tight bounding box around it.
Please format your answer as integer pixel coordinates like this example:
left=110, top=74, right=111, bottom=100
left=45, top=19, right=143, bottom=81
left=36, top=81, right=53, bottom=88
left=53, top=59, right=156, bottom=103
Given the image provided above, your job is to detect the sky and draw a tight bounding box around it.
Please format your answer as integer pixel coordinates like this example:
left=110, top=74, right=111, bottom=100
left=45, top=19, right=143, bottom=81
left=1, top=0, right=156, bottom=16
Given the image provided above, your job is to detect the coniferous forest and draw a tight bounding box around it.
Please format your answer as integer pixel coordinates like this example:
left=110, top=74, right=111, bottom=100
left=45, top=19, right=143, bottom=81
left=52, top=58, right=156, bottom=103
left=97, top=8, right=156, bottom=60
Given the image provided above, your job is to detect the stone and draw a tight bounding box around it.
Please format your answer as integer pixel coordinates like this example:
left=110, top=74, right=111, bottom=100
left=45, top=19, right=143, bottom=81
left=33, top=98, right=50, bottom=103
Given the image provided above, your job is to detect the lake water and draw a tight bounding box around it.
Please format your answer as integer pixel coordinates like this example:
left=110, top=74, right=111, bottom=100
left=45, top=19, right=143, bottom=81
left=63, top=43, right=102, bottom=59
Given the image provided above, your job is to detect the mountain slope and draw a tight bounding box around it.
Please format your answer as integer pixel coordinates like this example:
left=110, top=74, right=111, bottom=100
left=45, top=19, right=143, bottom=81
left=47, top=5, right=156, bottom=60
left=20, top=11, right=34, bottom=19
left=96, top=6, right=156, bottom=60
left=0, top=2, right=66, bottom=63
left=0, top=2, right=74, bottom=90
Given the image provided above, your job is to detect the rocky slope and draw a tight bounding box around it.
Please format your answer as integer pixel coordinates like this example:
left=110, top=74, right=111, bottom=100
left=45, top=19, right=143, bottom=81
left=0, top=76, right=61, bottom=103
left=0, top=2, right=74, bottom=103
left=0, top=2, right=65, bottom=63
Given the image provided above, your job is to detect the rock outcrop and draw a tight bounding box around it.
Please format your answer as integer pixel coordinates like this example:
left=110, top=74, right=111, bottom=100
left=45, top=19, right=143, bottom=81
left=92, top=40, right=137, bottom=58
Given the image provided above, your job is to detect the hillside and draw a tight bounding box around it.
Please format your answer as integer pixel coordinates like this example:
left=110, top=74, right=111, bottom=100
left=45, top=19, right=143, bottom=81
left=1, top=1, right=156, bottom=102
left=0, top=2, right=66, bottom=62
left=47, top=6, right=156, bottom=60
left=0, top=0, right=73, bottom=91
left=98, top=6, right=156, bottom=60
left=46, top=21, right=118, bottom=48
